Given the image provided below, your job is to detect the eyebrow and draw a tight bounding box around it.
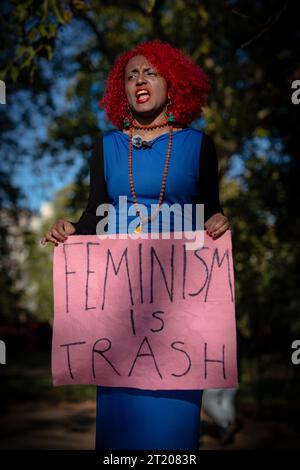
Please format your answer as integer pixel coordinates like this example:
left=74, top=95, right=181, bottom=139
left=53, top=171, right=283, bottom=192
left=127, top=67, right=154, bottom=74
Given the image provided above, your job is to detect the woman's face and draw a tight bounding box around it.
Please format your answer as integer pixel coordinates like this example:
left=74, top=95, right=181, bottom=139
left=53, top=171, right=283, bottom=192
left=124, top=55, right=168, bottom=120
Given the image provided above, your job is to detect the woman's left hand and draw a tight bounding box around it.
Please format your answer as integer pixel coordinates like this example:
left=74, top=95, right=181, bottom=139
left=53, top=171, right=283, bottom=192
left=204, top=212, right=230, bottom=239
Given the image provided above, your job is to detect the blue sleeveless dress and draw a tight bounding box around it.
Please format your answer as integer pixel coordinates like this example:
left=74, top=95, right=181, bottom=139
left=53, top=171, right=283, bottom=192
left=95, top=127, right=204, bottom=450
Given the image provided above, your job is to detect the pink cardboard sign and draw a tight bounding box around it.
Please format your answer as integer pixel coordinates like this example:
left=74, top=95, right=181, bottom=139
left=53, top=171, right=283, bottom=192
left=52, top=230, right=238, bottom=390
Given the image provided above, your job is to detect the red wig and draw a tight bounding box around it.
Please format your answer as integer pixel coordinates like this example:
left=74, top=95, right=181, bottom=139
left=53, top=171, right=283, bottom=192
left=98, top=40, right=211, bottom=129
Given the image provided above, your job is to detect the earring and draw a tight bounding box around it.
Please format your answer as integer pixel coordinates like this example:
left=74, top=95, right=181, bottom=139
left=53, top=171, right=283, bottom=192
left=165, top=98, right=176, bottom=124
left=123, top=107, right=133, bottom=129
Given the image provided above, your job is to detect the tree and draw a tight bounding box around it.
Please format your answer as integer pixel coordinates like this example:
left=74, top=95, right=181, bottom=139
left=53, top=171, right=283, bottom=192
left=0, top=0, right=299, bottom=354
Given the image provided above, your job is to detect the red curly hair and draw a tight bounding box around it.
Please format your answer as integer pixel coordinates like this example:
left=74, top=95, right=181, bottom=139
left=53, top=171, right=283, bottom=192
left=98, top=40, right=211, bottom=129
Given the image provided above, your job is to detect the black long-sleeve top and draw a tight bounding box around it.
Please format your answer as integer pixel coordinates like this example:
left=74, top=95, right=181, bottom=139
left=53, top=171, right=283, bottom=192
left=70, top=132, right=224, bottom=235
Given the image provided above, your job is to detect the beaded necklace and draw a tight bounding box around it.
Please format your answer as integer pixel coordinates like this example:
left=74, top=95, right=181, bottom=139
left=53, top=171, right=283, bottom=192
left=128, top=120, right=173, bottom=233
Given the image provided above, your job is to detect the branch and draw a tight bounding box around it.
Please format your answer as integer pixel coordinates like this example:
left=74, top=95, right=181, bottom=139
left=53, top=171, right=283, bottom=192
left=99, top=0, right=148, bottom=16
left=235, top=2, right=288, bottom=49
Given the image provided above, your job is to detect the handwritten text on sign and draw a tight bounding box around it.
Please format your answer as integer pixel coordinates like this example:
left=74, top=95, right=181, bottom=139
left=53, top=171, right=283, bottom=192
left=52, top=230, right=238, bottom=390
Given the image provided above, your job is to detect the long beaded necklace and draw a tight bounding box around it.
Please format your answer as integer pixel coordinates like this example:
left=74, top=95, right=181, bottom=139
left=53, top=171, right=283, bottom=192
left=128, top=120, right=173, bottom=233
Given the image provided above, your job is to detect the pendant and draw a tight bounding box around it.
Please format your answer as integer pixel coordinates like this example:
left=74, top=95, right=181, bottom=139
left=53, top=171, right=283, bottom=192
left=134, top=223, right=142, bottom=233
left=132, top=134, right=144, bottom=148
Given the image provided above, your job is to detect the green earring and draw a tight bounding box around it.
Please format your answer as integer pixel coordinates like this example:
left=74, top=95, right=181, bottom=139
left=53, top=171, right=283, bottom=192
left=123, top=116, right=130, bottom=129
left=167, top=112, right=176, bottom=124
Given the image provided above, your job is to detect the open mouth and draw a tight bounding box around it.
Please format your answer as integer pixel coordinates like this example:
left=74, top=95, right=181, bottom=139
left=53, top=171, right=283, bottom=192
left=136, top=89, right=151, bottom=103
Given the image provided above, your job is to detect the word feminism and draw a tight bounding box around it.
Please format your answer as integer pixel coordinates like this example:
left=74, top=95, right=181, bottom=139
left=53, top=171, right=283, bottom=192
left=61, top=239, right=234, bottom=313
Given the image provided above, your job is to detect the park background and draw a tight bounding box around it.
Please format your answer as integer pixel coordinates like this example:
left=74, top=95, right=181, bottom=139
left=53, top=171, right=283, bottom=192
left=0, top=0, right=299, bottom=449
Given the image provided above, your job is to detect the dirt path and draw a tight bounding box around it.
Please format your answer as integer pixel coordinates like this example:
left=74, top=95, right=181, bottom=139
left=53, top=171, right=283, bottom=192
left=0, top=401, right=96, bottom=450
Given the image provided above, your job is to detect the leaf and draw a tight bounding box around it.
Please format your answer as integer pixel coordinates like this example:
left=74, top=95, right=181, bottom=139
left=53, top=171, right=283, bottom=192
left=145, top=0, right=156, bottom=14
left=11, top=65, right=19, bottom=82
left=42, top=0, right=50, bottom=21
left=63, top=10, right=73, bottom=23
left=45, top=44, right=53, bottom=60
left=51, top=0, right=66, bottom=24
left=29, top=64, right=37, bottom=82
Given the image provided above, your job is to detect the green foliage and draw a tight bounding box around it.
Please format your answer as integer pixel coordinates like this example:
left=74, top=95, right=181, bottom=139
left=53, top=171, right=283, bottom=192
left=1, top=0, right=298, bottom=356
left=1, top=0, right=73, bottom=83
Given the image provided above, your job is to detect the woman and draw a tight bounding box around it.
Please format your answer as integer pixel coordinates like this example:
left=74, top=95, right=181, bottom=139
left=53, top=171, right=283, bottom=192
left=41, top=40, right=230, bottom=450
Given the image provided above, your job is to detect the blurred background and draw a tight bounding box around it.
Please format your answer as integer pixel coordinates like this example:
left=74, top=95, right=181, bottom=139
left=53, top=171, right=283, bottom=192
left=0, top=0, right=299, bottom=450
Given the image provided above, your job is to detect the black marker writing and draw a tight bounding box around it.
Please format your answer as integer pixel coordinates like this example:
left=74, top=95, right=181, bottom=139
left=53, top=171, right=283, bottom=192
left=92, top=338, right=121, bottom=378
left=128, top=336, right=162, bottom=379
left=85, top=242, right=100, bottom=311
left=63, top=242, right=83, bottom=313
left=102, top=248, right=133, bottom=310
left=60, top=341, right=86, bottom=379
left=204, top=342, right=226, bottom=379
left=150, top=244, right=174, bottom=303
left=171, top=341, right=191, bottom=377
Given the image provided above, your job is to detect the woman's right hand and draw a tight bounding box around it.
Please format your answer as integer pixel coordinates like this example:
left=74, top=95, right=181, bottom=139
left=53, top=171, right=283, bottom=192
left=40, top=219, right=76, bottom=247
